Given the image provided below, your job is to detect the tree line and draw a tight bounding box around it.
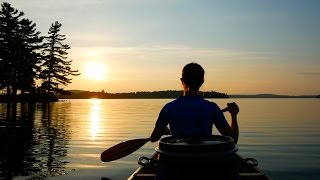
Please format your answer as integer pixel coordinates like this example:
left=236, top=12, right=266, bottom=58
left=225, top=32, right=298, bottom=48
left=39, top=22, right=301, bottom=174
left=0, top=2, right=80, bottom=102
left=57, top=90, right=229, bottom=99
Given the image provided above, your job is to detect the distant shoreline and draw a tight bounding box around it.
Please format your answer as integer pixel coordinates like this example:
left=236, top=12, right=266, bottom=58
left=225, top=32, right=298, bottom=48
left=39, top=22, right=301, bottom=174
left=229, top=94, right=319, bottom=98
left=57, top=90, right=229, bottom=99
left=57, top=90, right=318, bottom=99
left=0, top=91, right=318, bottom=103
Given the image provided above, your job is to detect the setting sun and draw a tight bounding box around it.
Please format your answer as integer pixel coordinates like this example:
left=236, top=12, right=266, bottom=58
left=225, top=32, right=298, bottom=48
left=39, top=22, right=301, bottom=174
left=85, top=62, right=107, bottom=80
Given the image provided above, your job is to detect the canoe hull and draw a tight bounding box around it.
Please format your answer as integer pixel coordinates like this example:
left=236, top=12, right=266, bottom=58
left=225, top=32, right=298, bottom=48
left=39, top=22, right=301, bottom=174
left=128, top=152, right=270, bottom=180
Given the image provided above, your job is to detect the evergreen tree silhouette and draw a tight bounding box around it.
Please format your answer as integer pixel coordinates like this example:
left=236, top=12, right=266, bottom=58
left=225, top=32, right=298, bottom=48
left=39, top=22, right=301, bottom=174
left=39, top=21, right=80, bottom=95
left=0, top=2, right=43, bottom=101
left=0, top=2, right=25, bottom=97
left=14, top=18, right=43, bottom=95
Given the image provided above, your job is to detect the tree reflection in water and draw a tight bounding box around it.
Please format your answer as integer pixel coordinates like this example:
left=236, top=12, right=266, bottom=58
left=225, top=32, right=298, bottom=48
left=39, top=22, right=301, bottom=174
left=0, top=102, right=71, bottom=179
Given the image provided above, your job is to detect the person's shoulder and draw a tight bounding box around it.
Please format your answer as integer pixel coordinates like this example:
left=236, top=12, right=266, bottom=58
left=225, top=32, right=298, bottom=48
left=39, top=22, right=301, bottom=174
left=202, top=98, right=219, bottom=107
left=166, top=97, right=181, bottom=106
left=162, top=97, right=180, bottom=108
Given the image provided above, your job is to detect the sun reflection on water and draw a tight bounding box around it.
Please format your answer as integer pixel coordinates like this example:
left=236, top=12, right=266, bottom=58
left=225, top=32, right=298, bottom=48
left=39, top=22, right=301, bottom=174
left=89, top=99, right=102, bottom=140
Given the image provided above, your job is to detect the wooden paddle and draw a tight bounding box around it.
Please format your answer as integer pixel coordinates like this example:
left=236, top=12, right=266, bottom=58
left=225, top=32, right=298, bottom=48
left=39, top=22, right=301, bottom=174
left=100, top=138, right=150, bottom=162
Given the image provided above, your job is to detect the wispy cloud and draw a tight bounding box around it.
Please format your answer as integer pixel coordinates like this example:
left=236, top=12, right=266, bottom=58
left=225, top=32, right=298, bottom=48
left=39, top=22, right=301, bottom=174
left=71, top=44, right=272, bottom=60
left=298, top=72, right=320, bottom=77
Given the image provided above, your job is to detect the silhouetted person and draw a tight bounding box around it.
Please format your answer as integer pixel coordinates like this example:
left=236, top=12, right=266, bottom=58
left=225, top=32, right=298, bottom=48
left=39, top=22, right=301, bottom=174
left=150, top=62, right=239, bottom=142
left=150, top=62, right=240, bottom=180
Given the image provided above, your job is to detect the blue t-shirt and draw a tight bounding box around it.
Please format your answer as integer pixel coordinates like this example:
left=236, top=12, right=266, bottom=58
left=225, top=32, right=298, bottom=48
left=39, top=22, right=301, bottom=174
left=155, top=95, right=228, bottom=137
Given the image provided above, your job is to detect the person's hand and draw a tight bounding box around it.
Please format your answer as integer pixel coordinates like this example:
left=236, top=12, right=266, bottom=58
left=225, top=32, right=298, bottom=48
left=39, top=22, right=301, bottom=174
left=224, top=102, right=239, bottom=116
left=163, top=127, right=171, bottom=135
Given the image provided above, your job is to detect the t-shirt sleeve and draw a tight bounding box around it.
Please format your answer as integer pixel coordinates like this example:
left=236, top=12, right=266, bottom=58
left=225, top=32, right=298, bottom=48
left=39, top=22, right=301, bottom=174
left=212, top=103, right=229, bottom=128
left=155, top=104, right=169, bottom=129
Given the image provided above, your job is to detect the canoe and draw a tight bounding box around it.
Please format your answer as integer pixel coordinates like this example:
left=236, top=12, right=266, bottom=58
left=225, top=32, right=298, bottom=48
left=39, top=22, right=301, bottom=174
left=128, top=152, right=270, bottom=180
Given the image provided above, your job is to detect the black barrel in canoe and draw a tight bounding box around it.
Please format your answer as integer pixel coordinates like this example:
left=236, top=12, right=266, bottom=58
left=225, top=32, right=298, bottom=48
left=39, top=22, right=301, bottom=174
left=155, top=135, right=239, bottom=180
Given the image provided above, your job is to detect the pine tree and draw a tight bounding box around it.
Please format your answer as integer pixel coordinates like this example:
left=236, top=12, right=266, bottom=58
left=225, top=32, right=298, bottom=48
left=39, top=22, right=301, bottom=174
left=16, top=18, right=43, bottom=94
left=39, top=21, right=80, bottom=95
left=0, top=2, right=24, bottom=96
left=0, top=2, right=43, bottom=99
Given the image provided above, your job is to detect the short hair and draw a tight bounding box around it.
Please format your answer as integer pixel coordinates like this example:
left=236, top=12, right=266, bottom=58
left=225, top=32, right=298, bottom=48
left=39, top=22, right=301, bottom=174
left=181, top=62, right=204, bottom=91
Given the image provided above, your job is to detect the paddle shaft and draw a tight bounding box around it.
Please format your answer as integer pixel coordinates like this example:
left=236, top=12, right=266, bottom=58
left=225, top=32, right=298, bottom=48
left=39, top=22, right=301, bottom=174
left=100, top=138, right=150, bottom=162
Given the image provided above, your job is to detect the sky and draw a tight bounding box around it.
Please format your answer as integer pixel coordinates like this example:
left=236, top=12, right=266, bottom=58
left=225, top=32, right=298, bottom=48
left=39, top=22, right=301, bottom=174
left=5, top=0, right=320, bottom=95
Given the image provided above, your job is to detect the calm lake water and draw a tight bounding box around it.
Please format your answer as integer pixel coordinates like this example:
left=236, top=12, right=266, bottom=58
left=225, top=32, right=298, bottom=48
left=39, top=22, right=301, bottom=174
left=1, top=98, right=320, bottom=180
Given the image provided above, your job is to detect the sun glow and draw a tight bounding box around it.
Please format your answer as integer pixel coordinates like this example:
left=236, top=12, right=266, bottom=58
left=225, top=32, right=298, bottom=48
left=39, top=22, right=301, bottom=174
left=85, top=62, right=107, bottom=80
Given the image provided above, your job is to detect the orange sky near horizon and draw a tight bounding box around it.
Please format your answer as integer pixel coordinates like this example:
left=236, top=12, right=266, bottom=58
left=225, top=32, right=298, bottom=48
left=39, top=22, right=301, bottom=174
left=67, top=46, right=319, bottom=95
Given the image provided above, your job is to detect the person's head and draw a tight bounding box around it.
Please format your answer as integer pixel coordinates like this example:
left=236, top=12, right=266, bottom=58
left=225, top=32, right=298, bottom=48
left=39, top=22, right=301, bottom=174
left=181, top=62, right=204, bottom=91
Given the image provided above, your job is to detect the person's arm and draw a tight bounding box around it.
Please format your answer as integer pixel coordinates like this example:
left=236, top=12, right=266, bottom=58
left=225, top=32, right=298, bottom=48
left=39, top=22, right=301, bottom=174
left=150, top=126, right=170, bottom=142
left=150, top=106, right=170, bottom=142
left=216, top=102, right=239, bottom=144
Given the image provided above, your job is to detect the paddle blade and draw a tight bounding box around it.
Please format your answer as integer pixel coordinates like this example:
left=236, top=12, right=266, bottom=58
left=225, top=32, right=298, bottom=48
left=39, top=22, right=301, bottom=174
left=100, top=138, right=150, bottom=162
